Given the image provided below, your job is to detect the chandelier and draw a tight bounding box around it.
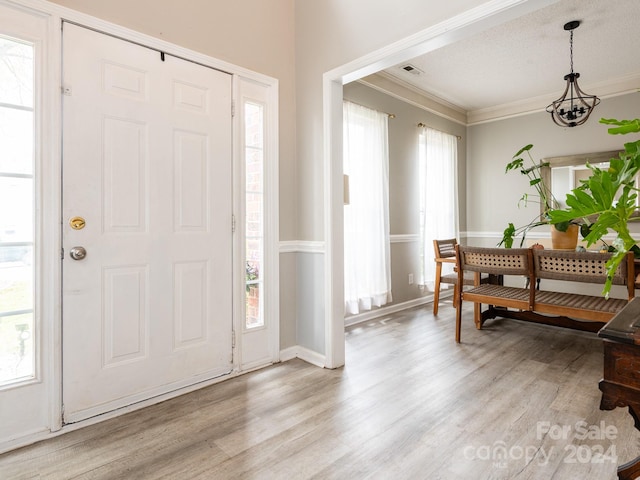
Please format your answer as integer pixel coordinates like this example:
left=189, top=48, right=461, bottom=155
left=546, top=20, right=600, bottom=128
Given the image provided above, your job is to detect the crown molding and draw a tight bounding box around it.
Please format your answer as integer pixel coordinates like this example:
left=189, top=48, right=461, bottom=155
left=360, top=72, right=468, bottom=126
left=467, top=73, right=640, bottom=125
left=371, top=69, right=640, bottom=126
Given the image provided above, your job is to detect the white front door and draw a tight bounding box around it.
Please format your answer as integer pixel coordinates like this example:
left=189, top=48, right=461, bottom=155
left=62, top=23, right=233, bottom=423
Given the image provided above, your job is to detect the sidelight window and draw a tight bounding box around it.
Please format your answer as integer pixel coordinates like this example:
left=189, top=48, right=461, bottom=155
left=0, top=36, right=35, bottom=387
left=244, top=101, right=264, bottom=329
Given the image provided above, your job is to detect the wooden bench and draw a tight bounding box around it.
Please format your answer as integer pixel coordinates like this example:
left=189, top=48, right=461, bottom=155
left=453, top=245, right=635, bottom=343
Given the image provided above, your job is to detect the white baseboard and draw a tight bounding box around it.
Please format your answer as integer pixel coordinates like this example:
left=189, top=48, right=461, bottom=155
left=279, top=346, right=298, bottom=362
left=279, top=345, right=327, bottom=368
left=344, top=293, right=446, bottom=327
left=0, top=428, right=52, bottom=455
left=279, top=293, right=445, bottom=366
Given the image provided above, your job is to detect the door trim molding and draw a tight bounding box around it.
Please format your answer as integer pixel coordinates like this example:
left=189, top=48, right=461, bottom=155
left=8, top=0, right=277, bottom=86
left=0, top=0, right=279, bottom=453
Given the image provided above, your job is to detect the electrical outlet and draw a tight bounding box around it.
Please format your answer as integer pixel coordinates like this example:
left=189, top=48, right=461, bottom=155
left=408, top=273, right=414, bottom=285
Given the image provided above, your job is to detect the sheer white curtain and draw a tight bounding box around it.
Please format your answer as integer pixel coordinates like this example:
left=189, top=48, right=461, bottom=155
left=343, top=101, right=392, bottom=315
left=419, top=127, right=459, bottom=290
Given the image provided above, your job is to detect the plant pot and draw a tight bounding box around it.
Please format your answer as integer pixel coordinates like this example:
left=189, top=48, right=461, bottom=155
left=551, top=224, right=579, bottom=250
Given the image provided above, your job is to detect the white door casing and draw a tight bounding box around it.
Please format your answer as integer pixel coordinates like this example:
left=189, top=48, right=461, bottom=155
left=62, top=23, right=233, bottom=422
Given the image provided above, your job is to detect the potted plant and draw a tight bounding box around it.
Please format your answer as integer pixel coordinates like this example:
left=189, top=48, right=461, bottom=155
left=499, top=144, right=590, bottom=248
left=548, top=118, right=640, bottom=297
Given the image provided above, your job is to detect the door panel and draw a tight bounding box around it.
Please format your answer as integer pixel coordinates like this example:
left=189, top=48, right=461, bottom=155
left=62, top=23, right=233, bottom=423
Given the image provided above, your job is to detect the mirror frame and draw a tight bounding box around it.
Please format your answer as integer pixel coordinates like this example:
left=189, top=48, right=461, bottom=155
left=539, top=150, right=623, bottom=217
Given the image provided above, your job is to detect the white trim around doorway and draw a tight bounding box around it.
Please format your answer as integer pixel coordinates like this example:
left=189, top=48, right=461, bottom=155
left=321, top=0, right=562, bottom=369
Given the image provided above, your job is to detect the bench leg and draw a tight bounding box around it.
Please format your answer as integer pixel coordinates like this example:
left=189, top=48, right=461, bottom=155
left=433, top=264, right=442, bottom=315
left=455, top=299, right=462, bottom=343
left=474, top=302, right=482, bottom=329
left=452, top=284, right=459, bottom=309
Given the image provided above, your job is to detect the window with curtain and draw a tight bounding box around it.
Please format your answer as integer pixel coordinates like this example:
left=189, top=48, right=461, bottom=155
left=419, top=127, right=459, bottom=290
left=343, top=101, right=392, bottom=315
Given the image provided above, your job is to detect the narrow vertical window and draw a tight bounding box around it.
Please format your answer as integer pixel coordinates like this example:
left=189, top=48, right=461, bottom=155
left=244, top=102, right=264, bottom=329
left=0, top=36, right=35, bottom=386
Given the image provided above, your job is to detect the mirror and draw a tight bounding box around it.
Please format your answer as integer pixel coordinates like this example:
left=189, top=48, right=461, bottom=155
left=539, top=150, right=625, bottom=215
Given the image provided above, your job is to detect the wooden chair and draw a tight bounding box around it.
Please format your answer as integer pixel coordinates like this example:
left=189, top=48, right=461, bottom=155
left=432, top=238, right=489, bottom=315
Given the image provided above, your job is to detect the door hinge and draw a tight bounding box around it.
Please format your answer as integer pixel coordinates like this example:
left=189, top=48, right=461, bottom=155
left=61, top=247, right=65, bottom=260
left=231, top=100, right=235, bottom=117
left=232, top=214, right=236, bottom=233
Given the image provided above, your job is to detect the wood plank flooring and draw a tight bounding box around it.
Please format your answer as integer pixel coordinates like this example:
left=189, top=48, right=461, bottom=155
left=1, top=302, right=639, bottom=479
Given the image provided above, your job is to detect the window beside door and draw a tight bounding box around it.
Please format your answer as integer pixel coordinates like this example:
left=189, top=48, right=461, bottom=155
left=0, top=36, right=35, bottom=386
left=244, top=101, right=264, bottom=329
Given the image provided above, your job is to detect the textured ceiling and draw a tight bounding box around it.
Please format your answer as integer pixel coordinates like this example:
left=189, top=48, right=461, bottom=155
left=382, top=0, right=640, bottom=118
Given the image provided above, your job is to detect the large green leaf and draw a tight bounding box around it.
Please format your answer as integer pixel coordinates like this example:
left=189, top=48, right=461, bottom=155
left=513, top=144, right=534, bottom=157
left=500, top=223, right=515, bottom=248
left=505, top=157, right=523, bottom=173
left=548, top=133, right=640, bottom=296
left=600, top=118, right=640, bottom=135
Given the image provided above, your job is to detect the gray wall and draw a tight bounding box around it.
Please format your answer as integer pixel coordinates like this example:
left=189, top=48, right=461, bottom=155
left=296, top=253, right=325, bottom=352
left=343, top=81, right=466, bottom=307
left=466, top=92, right=640, bottom=247
left=294, top=0, right=489, bottom=241
left=341, top=86, right=640, bottom=306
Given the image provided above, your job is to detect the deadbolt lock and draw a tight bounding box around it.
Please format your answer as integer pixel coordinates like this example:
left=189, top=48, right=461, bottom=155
left=69, top=216, right=86, bottom=230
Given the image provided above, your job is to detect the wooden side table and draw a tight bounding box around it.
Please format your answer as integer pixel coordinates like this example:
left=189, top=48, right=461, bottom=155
left=599, top=297, right=640, bottom=480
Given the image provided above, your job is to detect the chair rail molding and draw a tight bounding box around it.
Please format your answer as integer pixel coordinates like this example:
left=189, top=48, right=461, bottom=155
left=390, top=234, right=419, bottom=243
left=279, top=240, right=325, bottom=254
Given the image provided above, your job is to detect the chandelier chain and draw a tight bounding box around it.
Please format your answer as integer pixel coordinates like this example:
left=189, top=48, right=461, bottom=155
left=569, top=30, right=574, bottom=74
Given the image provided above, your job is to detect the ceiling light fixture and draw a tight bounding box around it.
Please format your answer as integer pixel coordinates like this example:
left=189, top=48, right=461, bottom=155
left=546, top=20, right=600, bottom=127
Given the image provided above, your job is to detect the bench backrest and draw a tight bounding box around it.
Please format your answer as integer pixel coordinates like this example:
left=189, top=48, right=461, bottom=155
left=532, top=249, right=632, bottom=286
left=456, top=246, right=532, bottom=276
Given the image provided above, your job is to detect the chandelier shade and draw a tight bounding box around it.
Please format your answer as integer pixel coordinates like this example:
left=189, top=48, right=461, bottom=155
left=546, top=20, right=600, bottom=128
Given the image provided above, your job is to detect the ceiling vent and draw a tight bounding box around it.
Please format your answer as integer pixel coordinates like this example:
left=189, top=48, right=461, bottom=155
left=400, top=64, right=423, bottom=75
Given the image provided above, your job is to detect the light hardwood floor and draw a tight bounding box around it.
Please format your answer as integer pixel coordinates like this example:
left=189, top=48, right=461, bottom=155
left=1, top=301, right=639, bottom=479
